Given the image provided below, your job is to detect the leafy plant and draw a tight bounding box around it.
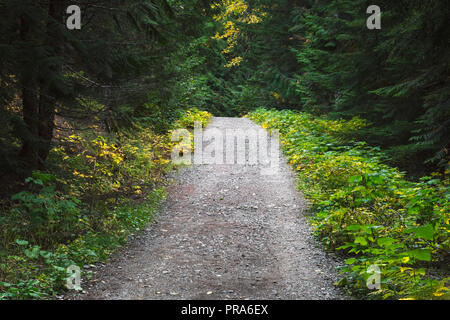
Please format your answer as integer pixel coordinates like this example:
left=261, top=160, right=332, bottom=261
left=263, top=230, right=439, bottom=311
left=249, top=108, right=449, bottom=300
left=0, top=109, right=212, bottom=299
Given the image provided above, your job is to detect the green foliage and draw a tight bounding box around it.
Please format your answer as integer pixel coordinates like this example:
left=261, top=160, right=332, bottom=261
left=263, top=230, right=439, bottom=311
left=0, top=0, right=175, bottom=170
left=172, top=108, right=213, bottom=129
left=8, top=173, right=82, bottom=246
left=213, top=0, right=449, bottom=174
left=0, top=239, right=74, bottom=299
left=249, top=108, right=450, bottom=300
left=288, top=0, right=450, bottom=173
left=0, top=109, right=212, bottom=299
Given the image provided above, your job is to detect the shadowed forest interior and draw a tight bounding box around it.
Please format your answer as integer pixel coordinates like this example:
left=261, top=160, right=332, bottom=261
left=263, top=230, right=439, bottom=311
left=0, top=0, right=448, bottom=300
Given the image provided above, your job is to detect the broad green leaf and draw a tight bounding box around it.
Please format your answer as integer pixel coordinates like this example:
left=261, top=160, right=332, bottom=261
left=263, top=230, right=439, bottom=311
left=354, top=237, right=368, bottom=246
left=405, top=224, right=434, bottom=240
left=406, top=249, right=432, bottom=261
left=24, top=246, right=40, bottom=259
left=15, top=239, right=29, bottom=246
left=377, top=237, right=396, bottom=247
left=346, top=224, right=364, bottom=231
left=367, top=174, right=384, bottom=185
left=349, top=175, right=363, bottom=184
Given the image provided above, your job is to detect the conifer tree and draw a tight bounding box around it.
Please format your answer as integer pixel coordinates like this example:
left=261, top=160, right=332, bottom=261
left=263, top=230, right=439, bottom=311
left=0, top=0, right=173, bottom=171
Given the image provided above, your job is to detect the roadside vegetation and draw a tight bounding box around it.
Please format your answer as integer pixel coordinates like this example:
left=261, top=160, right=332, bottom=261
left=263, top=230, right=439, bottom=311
left=0, top=109, right=211, bottom=299
left=249, top=108, right=449, bottom=300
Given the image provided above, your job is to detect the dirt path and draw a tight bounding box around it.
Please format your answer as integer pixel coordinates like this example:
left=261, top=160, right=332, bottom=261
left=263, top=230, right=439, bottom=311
left=69, top=117, right=345, bottom=300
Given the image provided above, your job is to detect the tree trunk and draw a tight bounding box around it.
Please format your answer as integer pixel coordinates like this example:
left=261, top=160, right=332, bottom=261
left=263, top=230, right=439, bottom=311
left=19, top=14, right=40, bottom=168
left=20, top=1, right=65, bottom=169
left=37, top=0, right=64, bottom=167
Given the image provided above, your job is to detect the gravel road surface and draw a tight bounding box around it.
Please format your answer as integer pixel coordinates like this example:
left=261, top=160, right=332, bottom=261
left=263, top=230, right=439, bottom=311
left=68, top=117, right=346, bottom=300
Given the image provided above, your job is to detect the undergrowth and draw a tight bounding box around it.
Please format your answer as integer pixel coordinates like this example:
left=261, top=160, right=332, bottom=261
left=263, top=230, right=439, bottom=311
left=0, top=108, right=212, bottom=299
left=248, top=108, right=449, bottom=300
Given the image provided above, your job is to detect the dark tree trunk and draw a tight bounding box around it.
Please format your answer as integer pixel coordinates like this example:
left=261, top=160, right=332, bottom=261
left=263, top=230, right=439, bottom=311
left=37, top=0, right=65, bottom=168
left=19, top=14, right=40, bottom=168
left=38, top=84, right=56, bottom=167
left=20, top=0, right=65, bottom=169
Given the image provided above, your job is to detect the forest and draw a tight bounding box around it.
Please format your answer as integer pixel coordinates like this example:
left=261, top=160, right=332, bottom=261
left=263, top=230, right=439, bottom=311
left=0, top=0, right=448, bottom=300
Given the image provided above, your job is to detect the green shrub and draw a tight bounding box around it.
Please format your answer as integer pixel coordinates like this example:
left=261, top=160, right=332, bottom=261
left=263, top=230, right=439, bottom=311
left=0, top=109, right=212, bottom=299
left=249, top=108, right=449, bottom=300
